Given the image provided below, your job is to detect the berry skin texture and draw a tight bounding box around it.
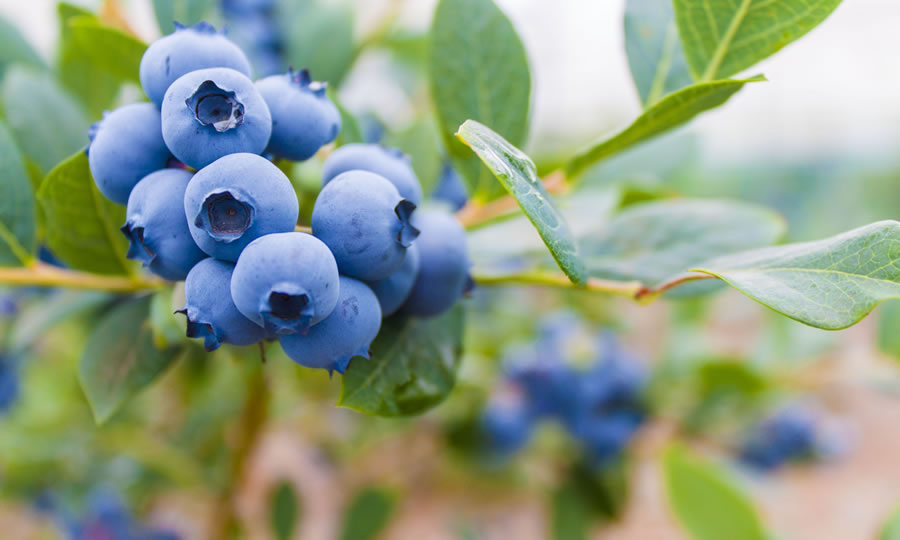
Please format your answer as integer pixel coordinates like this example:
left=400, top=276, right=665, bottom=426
left=322, top=144, right=423, bottom=205
left=312, top=171, right=419, bottom=281
left=365, top=243, right=420, bottom=317
left=178, top=258, right=268, bottom=351
left=161, top=67, right=272, bottom=169
left=184, top=153, right=298, bottom=261
left=401, top=210, right=471, bottom=317
left=88, top=103, right=172, bottom=205
left=231, top=232, right=340, bottom=334
left=139, top=21, right=252, bottom=107
left=255, top=69, right=340, bottom=160
left=121, top=169, right=206, bottom=280
left=279, top=276, right=381, bottom=374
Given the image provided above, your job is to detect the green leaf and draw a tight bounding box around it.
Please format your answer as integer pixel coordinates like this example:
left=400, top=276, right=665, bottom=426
left=882, top=505, right=900, bottom=540
left=663, top=446, right=766, bottom=540
left=879, top=301, right=900, bottom=360
left=383, top=118, right=443, bottom=196
left=57, top=4, right=121, bottom=119
left=79, top=296, right=180, bottom=423
left=0, top=120, right=36, bottom=266
left=1, top=67, right=89, bottom=176
left=9, top=290, right=111, bottom=355
left=566, top=77, right=762, bottom=180
left=69, top=17, right=147, bottom=84
left=331, top=89, right=364, bottom=145
left=270, top=481, right=300, bottom=540
left=283, top=1, right=356, bottom=86
left=149, top=286, right=188, bottom=349
left=429, top=0, right=531, bottom=201
left=625, top=0, right=694, bottom=107
left=338, top=486, right=397, bottom=540
left=550, top=484, right=589, bottom=540
left=339, top=306, right=464, bottom=416
left=691, top=220, right=900, bottom=330
left=37, top=151, right=134, bottom=275
left=151, top=0, right=218, bottom=35
left=0, top=16, right=45, bottom=72
left=674, top=0, right=843, bottom=81
left=457, top=120, right=587, bottom=285
left=582, top=199, right=785, bottom=289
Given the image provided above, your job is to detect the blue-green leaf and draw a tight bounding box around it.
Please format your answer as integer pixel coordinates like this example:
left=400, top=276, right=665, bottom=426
left=9, top=290, right=111, bottom=355
left=339, top=306, right=464, bottom=417
left=0, top=15, right=45, bottom=72
left=69, top=17, right=147, bottom=84
left=457, top=120, right=587, bottom=285
left=429, top=0, right=531, bottom=201
left=283, top=1, right=356, bottom=86
left=37, top=151, right=134, bottom=276
left=0, top=120, right=36, bottom=266
left=566, top=76, right=763, bottom=180
left=691, top=220, right=900, bottom=330
left=57, top=3, right=121, bottom=119
left=674, top=0, right=843, bottom=81
left=338, top=486, right=397, bottom=540
left=625, top=0, right=693, bottom=106
left=664, top=446, right=766, bottom=540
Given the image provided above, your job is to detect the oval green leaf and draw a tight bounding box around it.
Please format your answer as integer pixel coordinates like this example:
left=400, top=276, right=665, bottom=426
left=338, top=486, right=397, bottom=540
left=692, top=220, right=900, bottom=330
left=69, top=17, right=147, bottom=84
left=565, top=76, right=763, bottom=180
left=339, top=306, right=464, bottom=417
left=79, top=296, right=181, bottom=423
left=583, top=199, right=785, bottom=289
left=663, top=446, right=767, bottom=540
left=270, top=481, right=300, bottom=540
left=625, top=0, right=694, bottom=107
left=0, top=120, right=36, bottom=266
left=37, top=151, right=134, bottom=276
left=284, top=1, right=356, bottom=86
left=674, top=0, right=843, bottom=81
left=429, top=0, right=531, bottom=201
left=457, top=120, right=588, bottom=285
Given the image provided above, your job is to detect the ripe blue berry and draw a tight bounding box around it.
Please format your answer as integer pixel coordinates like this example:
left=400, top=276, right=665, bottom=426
left=432, top=163, right=468, bottom=211
left=365, top=243, right=420, bottom=317
left=161, top=67, right=272, bottom=169
left=279, top=276, right=381, bottom=373
left=401, top=210, right=471, bottom=317
left=739, top=405, right=819, bottom=471
left=481, top=397, right=534, bottom=457
left=322, top=144, right=423, bottom=205
left=184, top=153, right=298, bottom=261
left=0, top=357, right=19, bottom=414
left=255, top=69, right=341, bottom=161
left=178, top=258, right=268, bottom=351
left=121, top=169, right=206, bottom=280
left=231, top=232, right=340, bottom=334
left=311, top=171, right=419, bottom=281
left=87, top=103, right=172, bottom=204
left=139, top=21, right=252, bottom=107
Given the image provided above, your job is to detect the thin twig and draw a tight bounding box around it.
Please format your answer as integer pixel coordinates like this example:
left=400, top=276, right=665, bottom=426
left=473, top=269, right=644, bottom=299
left=0, top=263, right=162, bottom=292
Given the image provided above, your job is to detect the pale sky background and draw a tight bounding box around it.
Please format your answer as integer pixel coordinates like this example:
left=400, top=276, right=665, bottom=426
left=3, top=0, right=899, bottom=165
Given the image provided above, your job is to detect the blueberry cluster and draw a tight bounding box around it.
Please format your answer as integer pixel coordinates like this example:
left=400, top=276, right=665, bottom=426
left=35, top=489, right=178, bottom=540
left=88, top=22, right=471, bottom=373
left=481, top=314, right=646, bottom=464
left=738, top=404, right=837, bottom=472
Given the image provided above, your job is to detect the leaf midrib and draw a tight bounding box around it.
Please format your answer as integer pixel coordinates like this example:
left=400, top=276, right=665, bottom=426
left=696, top=265, right=900, bottom=288
left=700, top=0, right=753, bottom=81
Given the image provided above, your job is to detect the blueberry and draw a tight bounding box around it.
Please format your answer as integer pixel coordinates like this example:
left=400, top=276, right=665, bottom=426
left=177, top=258, right=268, bottom=351
left=322, top=144, right=423, bottom=205
left=121, top=169, right=206, bottom=280
left=432, top=163, right=468, bottom=211
left=0, top=358, right=19, bottom=414
left=184, top=153, right=298, bottom=261
left=401, top=210, right=471, bottom=317
left=365, top=243, right=420, bottom=317
left=87, top=103, right=172, bottom=204
left=255, top=69, right=340, bottom=161
left=481, top=398, right=534, bottom=456
left=279, top=276, right=381, bottom=373
left=161, top=67, right=272, bottom=169
left=231, top=232, right=340, bottom=334
left=739, top=405, right=819, bottom=471
left=311, top=171, right=419, bottom=281
left=139, top=21, right=252, bottom=107
left=570, top=410, right=644, bottom=464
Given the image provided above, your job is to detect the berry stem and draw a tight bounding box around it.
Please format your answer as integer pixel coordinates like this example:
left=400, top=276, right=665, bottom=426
left=456, top=169, right=568, bottom=229
left=472, top=269, right=644, bottom=299
left=0, top=262, right=163, bottom=292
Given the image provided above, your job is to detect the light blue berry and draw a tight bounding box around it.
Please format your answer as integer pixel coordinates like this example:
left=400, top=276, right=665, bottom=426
left=121, top=169, right=206, bottom=280
left=231, top=232, right=340, bottom=334
left=161, top=67, right=272, bottom=169
left=312, top=171, right=419, bottom=281
left=139, top=21, right=252, bottom=107
left=279, top=276, right=381, bottom=374
left=184, top=153, right=298, bottom=261
left=365, top=243, right=420, bottom=317
left=322, top=144, right=423, bottom=205
left=87, top=103, right=172, bottom=204
left=178, top=258, right=268, bottom=351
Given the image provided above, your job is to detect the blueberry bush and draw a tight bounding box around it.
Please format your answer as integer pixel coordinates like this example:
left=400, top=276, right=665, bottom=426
left=0, top=0, right=898, bottom=538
